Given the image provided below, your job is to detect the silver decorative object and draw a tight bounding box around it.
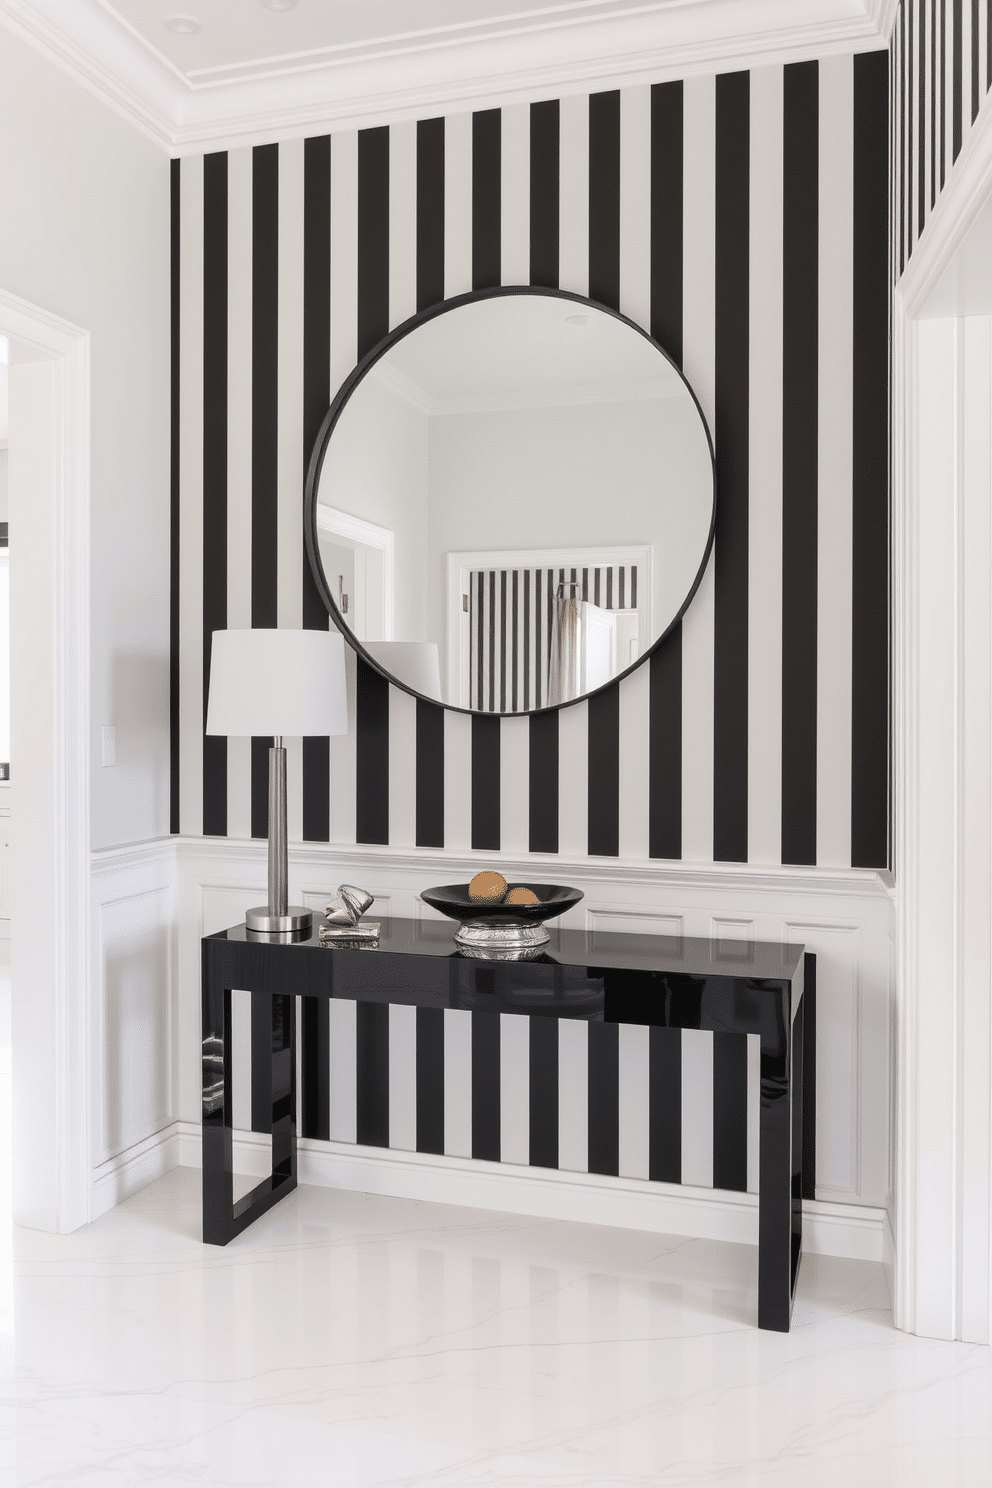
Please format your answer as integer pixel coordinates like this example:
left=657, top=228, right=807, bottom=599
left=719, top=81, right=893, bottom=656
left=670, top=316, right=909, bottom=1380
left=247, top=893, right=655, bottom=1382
left=324, top=884, right=375, bottom=926
left=454, top=922, right=550, bottom=953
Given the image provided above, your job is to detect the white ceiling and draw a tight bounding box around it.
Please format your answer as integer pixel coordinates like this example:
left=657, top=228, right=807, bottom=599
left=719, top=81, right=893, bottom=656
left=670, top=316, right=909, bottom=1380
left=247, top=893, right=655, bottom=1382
left=0, top=0, right=896, bottom=155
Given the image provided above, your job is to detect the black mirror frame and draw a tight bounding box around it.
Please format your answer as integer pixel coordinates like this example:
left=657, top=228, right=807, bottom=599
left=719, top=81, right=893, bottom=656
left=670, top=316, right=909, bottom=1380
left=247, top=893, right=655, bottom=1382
left=303, top=284, right=717, bottom=717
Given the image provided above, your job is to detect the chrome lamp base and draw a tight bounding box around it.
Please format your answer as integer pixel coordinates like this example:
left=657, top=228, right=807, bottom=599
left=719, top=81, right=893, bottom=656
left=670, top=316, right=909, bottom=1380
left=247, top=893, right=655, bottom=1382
left=245, top=905, right=313, bottom=942
left=243, top=739, right=313, bottom=943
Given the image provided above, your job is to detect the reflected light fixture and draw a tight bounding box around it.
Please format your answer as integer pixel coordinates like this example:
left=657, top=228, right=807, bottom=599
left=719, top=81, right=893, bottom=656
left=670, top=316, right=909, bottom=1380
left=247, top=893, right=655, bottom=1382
left=565, top=313, right=592, bottom=326
left=165, top=15, right=201, bottom=33
left=262, top=0, right=297, bottom=10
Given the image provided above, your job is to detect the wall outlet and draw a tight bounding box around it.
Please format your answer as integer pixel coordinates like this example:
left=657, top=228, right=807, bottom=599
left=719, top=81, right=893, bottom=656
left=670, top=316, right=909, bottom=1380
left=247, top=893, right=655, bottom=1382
left=101, top=725, right=116, bottom=768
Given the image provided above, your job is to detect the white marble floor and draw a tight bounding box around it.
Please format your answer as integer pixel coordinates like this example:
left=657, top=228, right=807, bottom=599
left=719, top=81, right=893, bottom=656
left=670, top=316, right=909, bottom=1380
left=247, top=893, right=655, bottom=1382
left=0, top=1010, right=989, bottom=1484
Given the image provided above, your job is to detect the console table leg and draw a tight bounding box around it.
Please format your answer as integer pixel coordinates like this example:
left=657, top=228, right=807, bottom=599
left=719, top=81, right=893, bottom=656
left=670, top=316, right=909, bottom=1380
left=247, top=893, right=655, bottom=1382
left=201, top=944, right=299, bottom=1245
left=757, top=1014, right=796, bottom=1332
left=202, top=972, right=235, bottom=1245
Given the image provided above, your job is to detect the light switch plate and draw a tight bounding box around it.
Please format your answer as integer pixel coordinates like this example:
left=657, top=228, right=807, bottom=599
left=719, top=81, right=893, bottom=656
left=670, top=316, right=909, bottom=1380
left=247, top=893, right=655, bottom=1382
left=101, top=725, right=116, bottom=768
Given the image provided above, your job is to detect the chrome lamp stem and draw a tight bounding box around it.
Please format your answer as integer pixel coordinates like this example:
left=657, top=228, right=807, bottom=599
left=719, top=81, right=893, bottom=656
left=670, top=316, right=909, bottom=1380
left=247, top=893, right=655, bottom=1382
left=245, top=735, right=312, bottom=940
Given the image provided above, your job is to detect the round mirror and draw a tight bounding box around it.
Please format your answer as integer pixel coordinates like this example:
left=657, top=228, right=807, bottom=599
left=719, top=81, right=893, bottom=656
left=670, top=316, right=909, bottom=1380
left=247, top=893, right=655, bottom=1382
left=304, top=288, right=715, bottom=714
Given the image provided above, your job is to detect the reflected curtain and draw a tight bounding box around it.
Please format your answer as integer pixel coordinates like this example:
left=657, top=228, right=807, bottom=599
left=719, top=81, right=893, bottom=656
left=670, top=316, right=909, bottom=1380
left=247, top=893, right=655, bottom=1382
left=547, top=584, right=581, bottom=706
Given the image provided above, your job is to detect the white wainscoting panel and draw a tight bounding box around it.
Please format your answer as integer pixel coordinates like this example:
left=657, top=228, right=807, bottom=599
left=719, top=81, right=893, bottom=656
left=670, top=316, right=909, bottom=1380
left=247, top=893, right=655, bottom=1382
left=90, top=838, right=176, bottom=1218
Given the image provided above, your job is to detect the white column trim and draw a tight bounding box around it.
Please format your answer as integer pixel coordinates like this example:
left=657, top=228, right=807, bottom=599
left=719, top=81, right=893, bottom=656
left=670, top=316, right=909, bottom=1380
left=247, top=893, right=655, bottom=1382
left=0, top=284, right=90, bottom=1233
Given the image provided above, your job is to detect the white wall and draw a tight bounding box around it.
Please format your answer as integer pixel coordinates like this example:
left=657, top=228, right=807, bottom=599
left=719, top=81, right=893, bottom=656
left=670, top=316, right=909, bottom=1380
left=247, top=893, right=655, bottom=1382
left=0, top=26, right=170, bottom=849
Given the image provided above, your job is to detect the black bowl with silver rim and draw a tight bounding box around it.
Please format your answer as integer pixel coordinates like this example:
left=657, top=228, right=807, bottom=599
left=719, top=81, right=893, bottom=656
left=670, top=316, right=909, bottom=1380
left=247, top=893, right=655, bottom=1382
left=420, top=883, right=583, bottom=956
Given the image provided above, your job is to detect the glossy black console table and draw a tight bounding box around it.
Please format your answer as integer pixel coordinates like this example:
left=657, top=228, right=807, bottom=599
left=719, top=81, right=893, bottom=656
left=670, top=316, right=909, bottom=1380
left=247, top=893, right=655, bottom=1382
left=202, top=918, right=814, bottom=1332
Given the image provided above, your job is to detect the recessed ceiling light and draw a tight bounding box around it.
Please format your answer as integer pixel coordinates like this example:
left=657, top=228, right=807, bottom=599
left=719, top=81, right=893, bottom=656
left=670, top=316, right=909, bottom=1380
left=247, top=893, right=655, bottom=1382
left=565, top=314, right=591, bottom=326
left=164, top=15, right=201, bottom=34
left=261, top=0, right=297, bottom=10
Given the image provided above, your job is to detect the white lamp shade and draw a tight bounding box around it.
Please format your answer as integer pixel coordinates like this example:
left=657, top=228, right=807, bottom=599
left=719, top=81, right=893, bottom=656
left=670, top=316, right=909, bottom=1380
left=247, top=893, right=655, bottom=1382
left=362, top=641, right=442, bottom=703
left=206, top=629, right=349, bottom=738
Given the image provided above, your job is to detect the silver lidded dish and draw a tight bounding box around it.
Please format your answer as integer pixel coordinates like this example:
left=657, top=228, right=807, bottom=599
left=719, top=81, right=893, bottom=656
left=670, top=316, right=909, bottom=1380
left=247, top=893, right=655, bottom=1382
left=420, top=882, right=583, bottom=953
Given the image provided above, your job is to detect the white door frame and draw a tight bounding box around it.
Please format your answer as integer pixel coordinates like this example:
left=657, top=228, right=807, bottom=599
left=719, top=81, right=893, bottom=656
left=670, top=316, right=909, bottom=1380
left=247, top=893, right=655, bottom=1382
left=893, top=102, right=992, bottom=1339
left=1, top=286, right=90, bottom=1234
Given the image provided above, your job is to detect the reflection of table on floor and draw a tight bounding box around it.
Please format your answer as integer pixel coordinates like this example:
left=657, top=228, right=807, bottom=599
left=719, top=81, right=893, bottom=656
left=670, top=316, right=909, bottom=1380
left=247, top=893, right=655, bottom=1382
left=201, top=919, right=815, bottom=1332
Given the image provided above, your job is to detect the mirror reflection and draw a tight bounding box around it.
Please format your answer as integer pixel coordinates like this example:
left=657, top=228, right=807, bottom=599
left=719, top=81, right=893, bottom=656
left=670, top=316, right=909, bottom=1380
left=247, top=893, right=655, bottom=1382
left=310, top=291, right=714, bottom=713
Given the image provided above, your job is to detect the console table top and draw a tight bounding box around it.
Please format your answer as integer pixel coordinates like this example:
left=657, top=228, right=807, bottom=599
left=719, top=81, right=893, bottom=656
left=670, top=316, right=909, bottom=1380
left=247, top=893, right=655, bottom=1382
left=208, top=916, right=805, bottom=984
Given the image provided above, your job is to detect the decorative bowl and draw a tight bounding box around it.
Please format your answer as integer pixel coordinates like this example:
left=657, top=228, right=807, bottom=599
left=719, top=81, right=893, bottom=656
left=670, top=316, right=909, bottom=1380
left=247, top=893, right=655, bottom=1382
left=420, top=882, right=583, bottom=953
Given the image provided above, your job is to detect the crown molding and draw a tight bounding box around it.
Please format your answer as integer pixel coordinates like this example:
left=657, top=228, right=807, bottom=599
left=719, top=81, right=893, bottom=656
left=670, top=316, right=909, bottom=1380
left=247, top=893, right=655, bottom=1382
left=867, top=0, right=900, bottom=42
left=0, top=0, right=890, bottom=156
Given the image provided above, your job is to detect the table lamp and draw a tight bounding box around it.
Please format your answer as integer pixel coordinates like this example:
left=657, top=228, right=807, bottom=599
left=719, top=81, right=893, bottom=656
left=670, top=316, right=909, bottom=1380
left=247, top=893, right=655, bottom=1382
left=206, top=629, right=349, bottom=939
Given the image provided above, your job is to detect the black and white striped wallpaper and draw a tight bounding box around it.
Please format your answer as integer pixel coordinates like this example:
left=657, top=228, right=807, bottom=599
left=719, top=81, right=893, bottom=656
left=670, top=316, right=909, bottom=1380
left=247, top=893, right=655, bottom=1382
left=893, top=0, right=992, bottom=277
left=468, top=563, right=638, bottom=713
left=172, top=55, right=890, bottom=870
left=236, top=994, right=766, bottom=1194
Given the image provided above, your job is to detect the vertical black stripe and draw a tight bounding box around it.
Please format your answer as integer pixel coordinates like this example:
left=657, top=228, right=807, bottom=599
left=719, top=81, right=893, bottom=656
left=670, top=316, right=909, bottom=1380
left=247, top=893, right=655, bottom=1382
left=713, top=73, right=750, bottom=864
left=972, top=0, right=980, bottom=122
left=954, top=0, right=964, bottom=159
left=355, top=131, right=391, bottom=844
left=941, top=0, right=948, bottom=188
left=356, top=1001, right=390, bottom=1148
left=471, top=1009, right=501, bottom=1161
left=588, top=91, right=621, bottom=310
left=416, top=700, right=445, bottom=848
left=920, top=0, right=928, bottom=237
left=488, top=569, right=497, bottom=713
left=587, top=1021, right=619, bottom=1176
left=533, top=568, right=542, bottom=708
left=476, top=570, right=484, bottom=710
left=899, top=2, right=907, bottom=275
left=511, top=570, right=519, bottom=712
left=473, top=110, right=501, bottom=290
left=606, top=567, right=613, bottom=610
left=302, top=136, right=331, bottom=842
left=529, top=1016, right=558, bottom=1168
left=202, top=151, right=228, bottom=838
left=523, top=569, right=531, bottom=709
left=417, top=118, right=445, bottom=312
left=649, top=634, right=682, bottom=858
left=908, top=0, right=915, bottom=242
left=932, top=0, right=939, bottom=210
left=648, top=1026, right=681, bottom=1183
left=472, top=713, right=501, bottom=850
left=530, top=100, right=560, bottom=288
left=781, top=63, right=819, bottom=868
left=251, top=144, right=280, bottom=842
left=712, top=1032, right=748, bottom=1192
left=588, top=685, right=620, bottom=856
left=416, top=1006, right=445, bottom=1155
left=356, top=657, right=389, bottom=844
left=651, top=80, right=684, bottom=367
left=852, top=51, right=891, bottom=870
left=301, top=997, right=329, bottom=1140
left=499, top=570, right=507, bottom=713
left=358, top=126, right=389, bottom=359
left=170, top=158, right=181, bottom=836
left=529, top=710, right=559, bottom=852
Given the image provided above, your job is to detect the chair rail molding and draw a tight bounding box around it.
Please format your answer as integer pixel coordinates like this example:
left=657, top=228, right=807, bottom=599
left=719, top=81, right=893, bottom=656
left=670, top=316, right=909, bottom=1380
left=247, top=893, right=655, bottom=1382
left=0, top=0, right=891, bottom=156
left=1, top=285, right=90, bottom=1234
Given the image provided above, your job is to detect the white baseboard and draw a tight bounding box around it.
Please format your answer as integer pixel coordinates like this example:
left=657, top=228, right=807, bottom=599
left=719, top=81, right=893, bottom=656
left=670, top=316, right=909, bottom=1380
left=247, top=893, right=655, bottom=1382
left=174, top=1120, right=887, bottom=1263
left=91, top=1123, right=181, bottom=1221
